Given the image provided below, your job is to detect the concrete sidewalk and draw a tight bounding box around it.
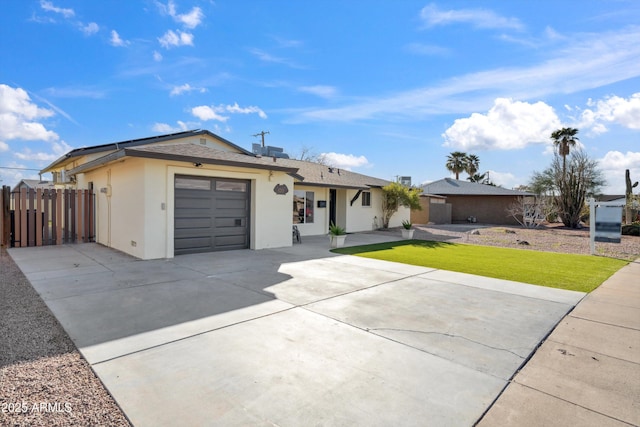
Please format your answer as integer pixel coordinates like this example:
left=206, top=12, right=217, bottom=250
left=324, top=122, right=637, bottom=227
left=478, top=259, right=640, bottom=427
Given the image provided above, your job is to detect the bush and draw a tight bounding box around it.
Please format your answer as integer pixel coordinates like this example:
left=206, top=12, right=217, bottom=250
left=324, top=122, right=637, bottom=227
left=622, top=223, right=640, bottom=236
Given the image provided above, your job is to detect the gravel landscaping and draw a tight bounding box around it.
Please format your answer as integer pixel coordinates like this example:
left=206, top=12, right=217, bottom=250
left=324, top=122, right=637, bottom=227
left=0, top=247, right=130, bottom=427
left=410, top=223, right=640, bottom=261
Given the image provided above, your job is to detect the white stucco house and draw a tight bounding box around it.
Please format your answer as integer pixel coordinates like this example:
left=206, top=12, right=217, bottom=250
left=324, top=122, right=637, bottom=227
left=40, top=130, right=408, bottom=259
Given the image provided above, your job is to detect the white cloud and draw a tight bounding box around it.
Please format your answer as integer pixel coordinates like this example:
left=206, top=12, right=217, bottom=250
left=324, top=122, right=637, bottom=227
left=225, top=103, right=267, bottom=119
left=0, top=141, right=9, bottom=152
left=14, top=140, right=72, bottom=162
left=157, top=1, right=204, bottom=29
left=578, top=93, right=640, bottom=133
left=318, top=152, right=370, bottom=170
left=0, top=84, right=59, bottom=142
left=152, top=121, right=191, bottom=133
left=158, top=30, right=194, bottom=49
left=191, top=106, right=228, bottom=122
left=40, top=0, right=74, bottom=18
left=298, top=85, right=338, bottom=99
left=110, top=30, right=129, bottom=47
left=153, top=50, right=163, bottom=62
left=170, top=84, right=193, bottom=96
left=420, top=3, right=523, bottom=30
left=169, top=83, right=206, bottom=96
left=598, top=151, right=640, bottom=194
left=174, top=6, right=204, bottom=29
left=81, top=22, right=99, bottom=35
left=486, top=170, right=520, bottom=188
left=443, top=98, right=561, bottom=150
left=191, top=103, right=267, bottom=121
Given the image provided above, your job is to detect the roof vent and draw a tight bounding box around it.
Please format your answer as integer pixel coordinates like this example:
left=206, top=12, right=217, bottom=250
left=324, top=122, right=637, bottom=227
left=199, top=138, right=207, bottom=145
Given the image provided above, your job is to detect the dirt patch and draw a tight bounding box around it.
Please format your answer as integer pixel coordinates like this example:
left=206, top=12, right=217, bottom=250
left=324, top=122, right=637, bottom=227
left=412, top=223, right=639, bottom=261
left=0, top=247, right=131, bottom=427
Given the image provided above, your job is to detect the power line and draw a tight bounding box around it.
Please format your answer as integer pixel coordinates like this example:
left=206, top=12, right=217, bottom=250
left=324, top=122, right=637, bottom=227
left=252, top=130, right=270, bottom=148
left=0, top=166, right=42, bottom=171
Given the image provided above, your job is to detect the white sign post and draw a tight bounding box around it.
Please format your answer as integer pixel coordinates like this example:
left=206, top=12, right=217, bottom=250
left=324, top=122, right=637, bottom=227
left=589, top=198, right=624, bottom=255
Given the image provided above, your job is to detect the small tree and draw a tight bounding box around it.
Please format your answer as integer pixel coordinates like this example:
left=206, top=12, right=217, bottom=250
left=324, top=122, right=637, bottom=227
left=625, top=169, right=639, bottom=224
left=381, top=182, right=422, bottom=228
left=506, top=196, right=546, bottom=228
left=530, top=149, right=605, bottom=228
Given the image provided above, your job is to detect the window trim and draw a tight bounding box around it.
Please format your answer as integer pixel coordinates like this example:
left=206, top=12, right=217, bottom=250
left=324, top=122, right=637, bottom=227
left=361, top=191, right=371, bottom=207
left=293, top=190, right=315, bottom=224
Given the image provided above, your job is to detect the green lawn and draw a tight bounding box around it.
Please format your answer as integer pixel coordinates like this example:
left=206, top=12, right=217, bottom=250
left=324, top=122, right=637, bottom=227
left=332, top=240, right=628, bottom=293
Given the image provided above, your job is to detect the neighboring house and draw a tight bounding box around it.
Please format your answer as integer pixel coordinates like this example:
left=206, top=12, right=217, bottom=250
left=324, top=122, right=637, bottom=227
left=12, top=179, right=56, bottom=192
left=40, top=129, right=407, bottom=259
left=418, top=178, right=534, bottom=225
left=410, top=193, right=447, bottom=224
left=595, top=195, right=626, bottom=204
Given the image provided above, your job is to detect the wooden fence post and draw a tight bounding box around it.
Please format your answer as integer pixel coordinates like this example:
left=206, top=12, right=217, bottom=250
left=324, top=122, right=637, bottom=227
left=36, top=188, right=43, bottom=246
left=1, top=186, right=10, bottom=247
left=56, top=189, right=62, bottom=245
left=20, top=188, right=27, bottom=247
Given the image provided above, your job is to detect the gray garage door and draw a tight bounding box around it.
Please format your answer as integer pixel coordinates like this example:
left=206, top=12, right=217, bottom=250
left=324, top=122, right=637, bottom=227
left=174, top=175, right=250, bottom=255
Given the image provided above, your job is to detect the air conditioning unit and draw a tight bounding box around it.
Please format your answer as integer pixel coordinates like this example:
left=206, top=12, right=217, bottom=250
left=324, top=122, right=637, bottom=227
left=399, top=176, right=412, bottom=187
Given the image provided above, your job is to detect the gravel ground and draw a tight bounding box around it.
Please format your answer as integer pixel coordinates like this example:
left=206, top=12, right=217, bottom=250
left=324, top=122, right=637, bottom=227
left=411, top=223, right=640, bottom=261
left=0, top=247, right=131, bottom=427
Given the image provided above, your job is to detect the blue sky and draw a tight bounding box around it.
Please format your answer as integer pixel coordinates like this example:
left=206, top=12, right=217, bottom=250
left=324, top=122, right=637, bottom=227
left=1, top=0, right=639, bottom=194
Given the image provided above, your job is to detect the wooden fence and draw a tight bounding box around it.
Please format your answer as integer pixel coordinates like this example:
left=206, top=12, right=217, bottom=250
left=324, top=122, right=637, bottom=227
left=0, top=186, right=95, bottom=248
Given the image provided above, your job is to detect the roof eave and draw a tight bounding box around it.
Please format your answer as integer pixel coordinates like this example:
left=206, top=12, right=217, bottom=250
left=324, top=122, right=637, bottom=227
left=123, top=149, right=298, bottom=173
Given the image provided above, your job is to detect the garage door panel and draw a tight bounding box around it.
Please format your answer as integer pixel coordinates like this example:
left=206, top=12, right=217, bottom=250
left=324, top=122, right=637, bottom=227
left=215, top=235, right=247, bottom=248
left=175, top=198, right=211, bottom=209
left=174, top=237, right=212, bottom=250
left=214, top=198, right=246, bottom=209
left=175, top=227, right=215, bottom=239
left=174, top=175, right=250, bottom=255
left=214, top=227, right=247, bottom=237
left=215, top=209, right=248, bottom=219
left=214, top=217, right=246, bottom=228
left=175, top=217, right=212, bottom=229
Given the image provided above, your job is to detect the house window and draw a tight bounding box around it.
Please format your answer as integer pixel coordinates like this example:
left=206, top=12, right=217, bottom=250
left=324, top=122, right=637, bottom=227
left=216, top=180, right=247, bottom=192
left=362, top=191, right=371, bottom=207
left=175, top=177, right=211, bottom=190
left=293, top=190, right=314, bottom=224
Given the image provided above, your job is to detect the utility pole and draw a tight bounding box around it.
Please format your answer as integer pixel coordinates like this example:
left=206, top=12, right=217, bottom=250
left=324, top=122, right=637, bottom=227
left=252, top=131, right=270, bottom=148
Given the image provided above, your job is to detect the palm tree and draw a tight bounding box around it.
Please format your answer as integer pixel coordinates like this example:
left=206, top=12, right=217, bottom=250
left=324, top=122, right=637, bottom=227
left=446, top=151, right=467, bottom=180
left=465, top=154, right=480, bottom=178
left=467, top=172, right=487, bottom=183
left=551, top=128, right=579, bottom=177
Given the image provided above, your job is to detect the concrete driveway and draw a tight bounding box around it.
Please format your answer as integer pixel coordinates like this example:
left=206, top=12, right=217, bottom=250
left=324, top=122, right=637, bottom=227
left=8, top=233, right=585, bottom=426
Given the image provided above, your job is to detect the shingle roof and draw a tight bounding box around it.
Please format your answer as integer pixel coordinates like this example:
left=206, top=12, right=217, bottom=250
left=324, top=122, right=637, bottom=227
left=52, top=129, right=393, bottom=190
left=422, top=178, right=533, bottom=196
left=276, top=158, right=391, bottom=189
left=41, top=129, right=252, bottom=173
left=67, top=143, right=391, bottom=189
left=12, top=179, right=56, bottom=192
